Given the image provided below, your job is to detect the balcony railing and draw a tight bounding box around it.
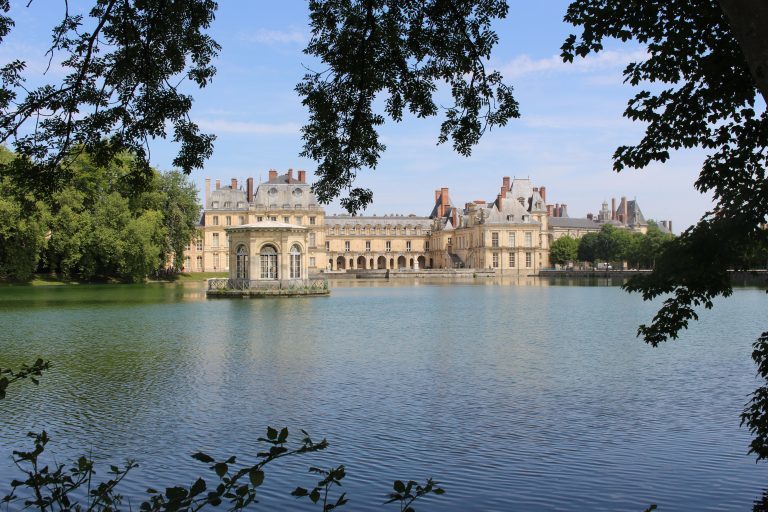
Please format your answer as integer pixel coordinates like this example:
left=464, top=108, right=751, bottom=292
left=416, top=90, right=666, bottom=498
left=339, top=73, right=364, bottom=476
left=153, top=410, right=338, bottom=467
left=208, top=278, right=329, bottom=292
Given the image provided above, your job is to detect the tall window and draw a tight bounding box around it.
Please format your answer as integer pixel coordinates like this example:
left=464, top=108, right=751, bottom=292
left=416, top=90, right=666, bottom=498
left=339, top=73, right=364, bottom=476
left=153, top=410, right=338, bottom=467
left=289, top=245, right=302, bottom=279
left=509, top=252, right=516, bottom=267
left=260, top=245, right=278, bottom=279
left=406, top=240, right=412, bottom=252
left=508, top=232, right=516, bottom=247
left=184, top=256, right=190, bottom=270
left=239, top=216, right=245, bottom=225
left=386, top=241, right=391, bottom=252
left=213, top=216, right=219, bottom=226
left=345, top=241, right=350, bottom=252
left=212, top=233, right=220, bottom=247
left=196, top=256, right=203, bottom=270
left=236, top=245, right=248, bottom=279
left=309, top=216, right=316, bottom=225
left=195, top=236, right=203, bottom=251
left=524, top=232, right=532, bottom=248
left=525, top=252, right=532, bottom=268
left=365, top=240, right=371, bottom=252
left=309, top=232, right=316, bottom=247
left=492, top=232, right=499, bottom=248
left=492, top=253, right=499, bottom=268
left=226, top=216, right=231, bottom=226
left=295, top=216, right=302, bottom=225
left=325, top=241, right=330, bottom=251
left=284, top=216, right=290, bottom=223
left=213, top=253, right=219, bottom=269
left=309, top=257, right=316, bottom=267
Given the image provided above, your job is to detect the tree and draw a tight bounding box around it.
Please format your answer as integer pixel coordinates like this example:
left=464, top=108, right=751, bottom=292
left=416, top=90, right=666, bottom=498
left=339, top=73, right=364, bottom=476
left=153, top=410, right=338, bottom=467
left=549, top=235, right=578, bottom=266
left=577, top=232, right=599, bottom=265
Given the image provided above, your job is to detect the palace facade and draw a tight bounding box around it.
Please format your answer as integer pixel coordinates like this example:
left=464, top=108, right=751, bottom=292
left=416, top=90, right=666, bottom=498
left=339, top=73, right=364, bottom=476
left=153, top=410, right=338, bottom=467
left=182, top=169, right=670, bottom=276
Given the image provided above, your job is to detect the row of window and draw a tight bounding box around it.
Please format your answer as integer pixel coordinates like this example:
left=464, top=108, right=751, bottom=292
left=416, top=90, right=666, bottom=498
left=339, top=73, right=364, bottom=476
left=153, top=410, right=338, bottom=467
left=210, top=201, right=246, bottom=209
left=490, top=252, right=534, bottom=269
left=341, top=240, right=421, bottom=252
left=490, top=231, right=534, bottom=248
left=327, top=226, right=423, bottom=236
left=211, top=215, right=318, bottom=226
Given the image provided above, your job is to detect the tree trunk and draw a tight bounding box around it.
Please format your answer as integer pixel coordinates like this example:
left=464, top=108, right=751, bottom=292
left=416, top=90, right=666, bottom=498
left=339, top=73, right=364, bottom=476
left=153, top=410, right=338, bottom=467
left=718, top=0, right=768, bottom=105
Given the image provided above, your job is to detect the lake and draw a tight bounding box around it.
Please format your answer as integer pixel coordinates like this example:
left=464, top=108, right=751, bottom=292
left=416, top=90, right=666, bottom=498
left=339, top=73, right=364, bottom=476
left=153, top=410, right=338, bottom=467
left=1, top=278, right=767, bottom=511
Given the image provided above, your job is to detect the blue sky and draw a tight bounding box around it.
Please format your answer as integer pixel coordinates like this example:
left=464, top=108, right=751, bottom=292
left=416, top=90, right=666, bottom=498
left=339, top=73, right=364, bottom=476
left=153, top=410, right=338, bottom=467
left=2, top=1, right=717, bottom=231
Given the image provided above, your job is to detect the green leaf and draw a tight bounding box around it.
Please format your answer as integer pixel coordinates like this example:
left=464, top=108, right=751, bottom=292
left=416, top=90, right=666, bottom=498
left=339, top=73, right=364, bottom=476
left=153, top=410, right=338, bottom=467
left=310, top=488, right=321, bottom=503
left=291, top=487, right=309, bottom=497
left=249, top=469, right=264, bottom=487
left=277, top=427, right=289, bottom=444
left=192, top=452, right=214, bottom=464
left=214, top=462, right=228, bottom=478
left=190, top=477, right=206, bottom=497
left=393, top=480, right=405, bottom=493
left=266, top=426, right=278, bottom=441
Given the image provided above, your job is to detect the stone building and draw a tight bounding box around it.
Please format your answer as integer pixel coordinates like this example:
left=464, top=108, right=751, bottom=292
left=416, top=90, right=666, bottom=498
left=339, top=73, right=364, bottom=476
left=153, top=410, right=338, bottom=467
left=183, top=170, right=670, bottom=274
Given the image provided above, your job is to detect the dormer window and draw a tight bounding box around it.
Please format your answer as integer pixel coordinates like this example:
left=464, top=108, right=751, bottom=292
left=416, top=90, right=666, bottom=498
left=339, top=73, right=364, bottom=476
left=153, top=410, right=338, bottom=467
left=211, top=201, right=219, bottom=209
left=237, top=202, right=245, bottom=208
left=223, top=201, right=231, bottom=208
left=517, top=197, right=525, bottom=206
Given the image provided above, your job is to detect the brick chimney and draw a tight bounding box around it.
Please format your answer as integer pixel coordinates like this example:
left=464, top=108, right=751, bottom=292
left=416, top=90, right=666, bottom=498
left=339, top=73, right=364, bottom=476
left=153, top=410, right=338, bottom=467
left=298, top=170, right=306, bottom=183
left=611, top=198, right=616, bottom=220
left=539, top=186, right=546, bottom=203
left=440, top=188, right=450, bottom=217
left=287, top=168, right=294, bottom=182
left=561, top=204, right=568, bottom=217
left=268, top=169, right=277, bottom=181
left=435, top=190, right=441, bottom=202
left=205, top=177, right=210, bottom=208
left=246, top=177, right=253, bottom=202
left=622, top=196, right=628, bottom=224
left=502, top=176, right=510, bottom=190
left=231, top=178, right=237, bottom=189
left=500, top=185, right=507, bottom=199
left=547, top=204, right=553, bottom=217
left=215, top=179, right=221, bottom=190
left=555, top=203, right=560, bottom=217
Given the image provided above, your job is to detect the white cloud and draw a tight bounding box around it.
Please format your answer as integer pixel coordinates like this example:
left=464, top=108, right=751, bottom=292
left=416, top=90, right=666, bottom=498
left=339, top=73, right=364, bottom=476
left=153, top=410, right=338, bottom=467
left=198, top=119, right=301, bottom=135
left=501, top=49, right=647, bottom=79
left=241, top=28, right=306, bottom=45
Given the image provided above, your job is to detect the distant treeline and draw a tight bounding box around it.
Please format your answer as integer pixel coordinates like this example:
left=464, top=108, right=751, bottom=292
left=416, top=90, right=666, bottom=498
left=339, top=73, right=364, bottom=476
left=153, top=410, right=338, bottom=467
left=0, top=148, right=200, bottom=282
left=550, top=223, right=768, bottom=269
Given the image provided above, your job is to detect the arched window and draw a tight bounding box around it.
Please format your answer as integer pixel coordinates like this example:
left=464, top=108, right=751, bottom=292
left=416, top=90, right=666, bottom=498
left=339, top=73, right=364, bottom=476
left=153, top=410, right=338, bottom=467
left=289, top=244, right=302, bottom=279
left=260, top=245, right=278, bottom=279
left=236, top=245, right=249, bottom=279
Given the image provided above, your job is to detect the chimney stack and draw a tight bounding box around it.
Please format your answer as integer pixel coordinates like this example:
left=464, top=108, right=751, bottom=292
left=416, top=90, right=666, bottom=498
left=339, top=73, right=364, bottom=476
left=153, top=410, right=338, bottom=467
left=287, top=168, right=294, bottom=182
left=555, top=203, right=560, bottom=217
left=298, top=170, right=306, bottom=183
left=231, top=178, right=238, bottom=189
left=561, top=204, right=568, bottom=217
left=611, top=198, right=616, bottom=220
left=246, top=177, right=254, bottom=203
left=496, top=193, right=503, bottom=208
left=268, top=169, right=277, bottom=181
left=502, top=176, right=511, bottom=190
left=500, top=185, right=507, bottom=199
left=215, top=179, right=221, bottom=190
left=435, top=190, right=441, bottom=203
left=205, top=178, right=211, bottom=208
left=587, top=213, right=593, bottom=220
left=622, top=196, right=628, bottom=224
left=547, top=204, right=553, bottom=217
left=539, top=186, right=546, bottom=203
left=440, top=188, right=450, bottom=217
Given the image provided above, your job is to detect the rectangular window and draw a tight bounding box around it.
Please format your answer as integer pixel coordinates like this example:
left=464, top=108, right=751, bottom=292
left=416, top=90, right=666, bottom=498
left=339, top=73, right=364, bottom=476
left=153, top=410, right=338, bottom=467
left=309, top=216, right=316, bottom=225
left=239, top=216, right=245, bottom=225
left=213, top=216, right=219, bottom=226
left=270, top=216, right=277, bottom=222
left=309, top=232, right=316, bottom=247
left=196, top=256, right=203, bottom=270
left=406, top=240, right=412, bottom=252
left=365, top=240, right=371, bottom=251
left=325, top=241, right=330, bottom=251
left=386, top=241, right=391, bottom=252
left=508, top=232, right=516, bottom=247
left=425, top=241, right=430, bottom=250
left=284, top=216, right=290, bottom=224
left=295, top=216, right=302, bottom=225
left=492, top=253, right=499, bottom=268
left=226, top=216, right=231, bottom=226
left=447, top=237, right=452, bottom=248
left=310, top=257, right=316, bottom=267
left=345, top=241, right=350, bottom=252
left=213, top=253, right=219, bottom=269
left=509, top=252, right=516, bottom=267
left=526, top=252, right=532, bottom=268
left=525, top=232, right=532, bottom=248
left=492, top=232, right=499, bottom=248
left=257, top=216, right=263, bottom=222
left=195, top=237, right=203, bottom=251
left=212, top=233, right=219, bottom=248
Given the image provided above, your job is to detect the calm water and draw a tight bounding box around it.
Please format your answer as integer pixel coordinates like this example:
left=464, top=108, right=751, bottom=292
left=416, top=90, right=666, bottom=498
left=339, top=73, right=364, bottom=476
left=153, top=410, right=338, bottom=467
left=1, top=279, right=767, bottom=511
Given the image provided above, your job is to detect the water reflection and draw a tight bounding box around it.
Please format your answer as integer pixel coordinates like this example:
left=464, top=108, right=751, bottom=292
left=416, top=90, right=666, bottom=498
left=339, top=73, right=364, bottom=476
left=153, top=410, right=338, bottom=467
left=1, top=282, right=767, bottom=510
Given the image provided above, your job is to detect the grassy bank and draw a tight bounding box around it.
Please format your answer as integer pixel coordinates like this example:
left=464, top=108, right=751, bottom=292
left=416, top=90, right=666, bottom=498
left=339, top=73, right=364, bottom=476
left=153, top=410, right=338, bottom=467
left=1, top=272, right=228, bottom=286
